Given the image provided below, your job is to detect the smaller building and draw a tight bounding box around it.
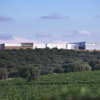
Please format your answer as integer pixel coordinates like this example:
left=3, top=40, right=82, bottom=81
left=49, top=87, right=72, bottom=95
left=46, top=44, right=67, bottom=49
left=33, top=44, right=46, bottom=49
left=0, top=43, right=33, bottom=50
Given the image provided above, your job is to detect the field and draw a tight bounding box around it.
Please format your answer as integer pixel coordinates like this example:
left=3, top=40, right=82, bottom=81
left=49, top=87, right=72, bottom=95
left=0, top=70, right=100, bottom=100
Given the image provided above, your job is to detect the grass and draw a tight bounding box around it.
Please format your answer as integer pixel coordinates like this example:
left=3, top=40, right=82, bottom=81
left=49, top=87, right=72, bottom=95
left=0, top=70, right=100, bottom=100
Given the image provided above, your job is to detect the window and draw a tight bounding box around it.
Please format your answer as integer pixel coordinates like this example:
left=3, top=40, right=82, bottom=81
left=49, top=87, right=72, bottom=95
left=22, top=43, right=33, bottom=47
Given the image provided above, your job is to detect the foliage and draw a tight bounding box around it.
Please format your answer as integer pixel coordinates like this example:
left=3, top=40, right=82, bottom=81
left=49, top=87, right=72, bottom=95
left=40, top=88, right=100, bottom=100
left=53, top=67, right=64, bottom=73
left=0, top=49, right=100, bottom=78
left=41, top=70, right=54, bottom=75
left=62, top=62, right=92, bottom=73
left=0, top=68, right=8, bottom=80
left=8, top=71, right=19, bottom=78
left=19, top=66, right=40, bottom=82
left=89, top=60, right=100, bottom=70
left=0, top=70, right=100, bottom=99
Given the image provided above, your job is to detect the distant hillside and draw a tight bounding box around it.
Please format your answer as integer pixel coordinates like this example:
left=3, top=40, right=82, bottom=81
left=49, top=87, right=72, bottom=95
left=0, top=48, right=100, bottom=78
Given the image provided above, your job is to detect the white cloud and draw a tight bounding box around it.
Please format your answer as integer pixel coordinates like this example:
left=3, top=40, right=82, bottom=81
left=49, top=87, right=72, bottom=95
left=40, top=13, right=63, bottom=19
left=0, top=37, right=41, bottom=44
left=36, top=33, right=52, bottom=37
left=73, top=30, right=92, bottom=36
left=52, top=40, right=68, bottom=44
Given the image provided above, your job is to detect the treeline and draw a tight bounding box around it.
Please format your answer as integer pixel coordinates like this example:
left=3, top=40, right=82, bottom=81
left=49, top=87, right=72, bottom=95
left=0, top=48, right=100, bottom=80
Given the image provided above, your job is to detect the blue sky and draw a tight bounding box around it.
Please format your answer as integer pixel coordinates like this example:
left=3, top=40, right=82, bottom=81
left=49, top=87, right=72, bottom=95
left=0, top=0, right=100, bottom=44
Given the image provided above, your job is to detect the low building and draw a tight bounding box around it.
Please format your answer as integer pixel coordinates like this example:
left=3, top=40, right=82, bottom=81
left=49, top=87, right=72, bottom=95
left=0, top=41, right=100, bottom=50
left=46, top=44, right=67, bottom=49
left=70, top=41, right=100, bottom=50
left=0, top=43, right=33, bottom=50
left=33, top=44, right=46, bottom=49
left=67, top=44, right=78, bottom=50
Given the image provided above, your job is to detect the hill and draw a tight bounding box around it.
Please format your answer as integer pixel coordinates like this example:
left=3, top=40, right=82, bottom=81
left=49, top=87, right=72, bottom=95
left=0, top=49, right=100, bottom=78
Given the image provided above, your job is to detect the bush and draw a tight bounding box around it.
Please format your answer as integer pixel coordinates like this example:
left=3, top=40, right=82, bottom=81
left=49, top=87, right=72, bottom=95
left=41, top=70, right=54, bottom=75
left=89, top=60, right=100, bottom=70
left=8, top=71, right=19, bottom=78
left=53, top=68, right=64, bottom=73
left=0, top=68, right=8, bottom=80
left=19, top=66, right=40, bottom=82
left=63, top=62, right=92, bottom=73
left=39, top=88, right=100, bottom=100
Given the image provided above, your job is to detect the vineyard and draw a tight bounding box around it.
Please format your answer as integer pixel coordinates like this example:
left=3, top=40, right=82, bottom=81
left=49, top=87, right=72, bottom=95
left=0, top=70, right=100, bottom=100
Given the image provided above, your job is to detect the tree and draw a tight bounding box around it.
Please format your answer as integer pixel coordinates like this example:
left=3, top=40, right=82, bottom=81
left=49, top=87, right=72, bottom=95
left=89, top=60, right=100, bottom=70
left=19, top=66, right=40, bottom=82
left=0, top=59, right=7, bottom=68
left=8, top=71, right=19, bottom=78
left=53, top=68, right=64, bottom=73
left=0, top=68, right=8, bottom=80
left=62, top=62, right=92, bottom=73
left=41, top=70, right=53, bottom=75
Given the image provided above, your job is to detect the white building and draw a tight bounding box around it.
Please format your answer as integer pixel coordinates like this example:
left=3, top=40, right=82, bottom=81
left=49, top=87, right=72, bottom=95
left=46, top=44, right=67, bottom=49
left=33, top=44, right=46, bottom=49
left=67, top=44, right=78, bottom=50
left=0, top=41, right=99, bottom=50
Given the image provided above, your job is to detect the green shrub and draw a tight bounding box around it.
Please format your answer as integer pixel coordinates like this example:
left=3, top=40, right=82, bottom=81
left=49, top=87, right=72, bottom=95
left=8, top=71, right=19, bottom=78
left=63, top=62, right=92, bottom=73
left=19, top=66, right=40, bottom=82
left=41, top=70, right=54, bottom=75
left=0, top=68, right=8, bottom=80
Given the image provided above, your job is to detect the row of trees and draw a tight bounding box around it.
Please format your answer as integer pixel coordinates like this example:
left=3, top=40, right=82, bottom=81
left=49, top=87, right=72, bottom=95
left=0, top=67, right=40, bottom=82
left=1, top=59, right=100, bottom=81
left=0, top=48, right=100, bottom=81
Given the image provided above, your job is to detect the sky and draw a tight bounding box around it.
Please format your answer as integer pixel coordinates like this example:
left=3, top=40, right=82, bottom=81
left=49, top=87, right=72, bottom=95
left=0, top=0, right=100, bottom=44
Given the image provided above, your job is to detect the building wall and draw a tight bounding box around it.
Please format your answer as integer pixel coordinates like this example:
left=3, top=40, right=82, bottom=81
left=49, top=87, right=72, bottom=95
left=5, top=46, right=33, bottom=50
left=67, top=44, right=78, bottom=50
left=69, top=42, right=85, bottom=49
left=33, top=44, right=46, bottom=49
left=46, top=44, right=67, bottom=49
left=0, top=42, right=100, bottom=50
left=85, top=42, right=100, bottom=50
left=1, top=44, right=5, bottom=50
left=1, top=43, right=33, bottom=50
left=5, top=43, right=22, bottom=46
left=70, top=41, right=100, bottom=50
left=21, top=43, right=33, bottom=47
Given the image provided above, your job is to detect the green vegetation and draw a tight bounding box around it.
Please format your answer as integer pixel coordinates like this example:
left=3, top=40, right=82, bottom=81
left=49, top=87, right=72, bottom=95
left=0, top=48, right=100, bottom=79
left=0, top=68, right=8, bottom=80
left=0, top=70, right=100, bottom=100
left=19, top=66, right=40, bottom=82
left=0, top=49, right=100, bottom=99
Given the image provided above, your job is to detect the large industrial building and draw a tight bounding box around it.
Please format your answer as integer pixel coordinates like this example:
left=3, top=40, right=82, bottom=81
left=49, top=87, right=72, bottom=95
left=0, top=41, right=100, bottom=50
left=70, top=41, right=100, bottom=50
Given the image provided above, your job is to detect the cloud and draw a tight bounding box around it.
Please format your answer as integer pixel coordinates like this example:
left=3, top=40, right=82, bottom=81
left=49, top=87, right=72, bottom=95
left=36, top=33, right=52, bottom=37
left=0, top=36, right=41, bottom=44
left=62, top=30, right=92, bottom=37
left=62, top=35, right=72, bottom=37
left=52, top=40, right=68, bottom=44
left=0, top=15, right=13, bottom=21
left=73, top=30, right=92, bottom=36
left=40, top=13, right=63, bottom=19
left=95, top=15, right=100, bottom=18
left=0, top=34, right=13, bottom=40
